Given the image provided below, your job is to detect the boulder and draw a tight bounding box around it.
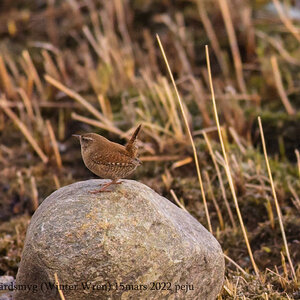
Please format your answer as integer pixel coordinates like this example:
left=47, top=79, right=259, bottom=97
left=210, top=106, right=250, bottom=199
left=15, top=179, right=224, bottom=299
left=0, top=276, right=14, bottom=300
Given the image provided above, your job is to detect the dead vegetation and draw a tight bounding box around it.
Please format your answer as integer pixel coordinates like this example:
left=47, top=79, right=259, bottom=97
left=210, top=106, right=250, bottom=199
left=0, top=0, right=299, bottom=298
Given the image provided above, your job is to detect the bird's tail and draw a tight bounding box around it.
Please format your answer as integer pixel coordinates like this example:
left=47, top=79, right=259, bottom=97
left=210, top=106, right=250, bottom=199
left=130, top=124, right=142, bottom=142
left=125, top=124, right=142, bottom=155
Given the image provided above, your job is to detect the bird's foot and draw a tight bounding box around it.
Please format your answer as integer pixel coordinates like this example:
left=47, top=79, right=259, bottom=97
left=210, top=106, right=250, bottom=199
left=89, top=180, right=123, bottom=193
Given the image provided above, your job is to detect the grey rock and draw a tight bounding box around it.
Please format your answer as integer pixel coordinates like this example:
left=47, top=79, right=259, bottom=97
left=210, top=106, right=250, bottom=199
left=0, top=295, right=13, bottom=300
left=0, top=276, right=15, bottom=286
left=15, top=180, right=224, bottom=300
left=0, top=276, right=15, bottom=300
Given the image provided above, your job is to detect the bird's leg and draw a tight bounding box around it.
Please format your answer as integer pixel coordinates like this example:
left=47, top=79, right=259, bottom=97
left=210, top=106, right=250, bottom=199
left=89, top=180, right=123, bottom=193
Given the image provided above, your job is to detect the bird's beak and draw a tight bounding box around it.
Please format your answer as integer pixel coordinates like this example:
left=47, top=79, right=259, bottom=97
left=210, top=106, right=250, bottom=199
left=72, top=134, right=81, bottom=140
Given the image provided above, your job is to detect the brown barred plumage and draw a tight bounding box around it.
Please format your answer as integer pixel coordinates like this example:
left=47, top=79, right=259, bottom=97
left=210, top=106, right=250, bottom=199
left=73, top=125, right=142, bottom=192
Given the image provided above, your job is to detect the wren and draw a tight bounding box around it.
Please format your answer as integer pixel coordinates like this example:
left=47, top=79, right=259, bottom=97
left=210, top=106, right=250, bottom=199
left=73, top=124, right=142, bottom=193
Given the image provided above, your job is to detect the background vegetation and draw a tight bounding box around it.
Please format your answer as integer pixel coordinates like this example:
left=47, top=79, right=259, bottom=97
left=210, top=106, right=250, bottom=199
left=0, top=0, right=299, bottom=298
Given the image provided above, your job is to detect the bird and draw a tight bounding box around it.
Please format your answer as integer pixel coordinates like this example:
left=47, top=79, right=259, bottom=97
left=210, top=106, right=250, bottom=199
left=73, top=124, right=142, bottom=193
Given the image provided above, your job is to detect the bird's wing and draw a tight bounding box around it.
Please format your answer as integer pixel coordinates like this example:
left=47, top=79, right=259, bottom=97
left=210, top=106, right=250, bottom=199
left=90, top=142, right=137, bottom=166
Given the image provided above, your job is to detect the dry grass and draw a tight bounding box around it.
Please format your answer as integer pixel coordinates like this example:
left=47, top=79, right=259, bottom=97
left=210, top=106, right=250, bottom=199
left=270, top=56, right=295, bottom=115
left=258, top=116, right=296, bottom=282
left=206, top=45, right=259, bottom=277
left=157, top=34, right=212, bottom=234
left=0, top=0, right=299, bottom=298
left=54, top=273, right=66, bottom=300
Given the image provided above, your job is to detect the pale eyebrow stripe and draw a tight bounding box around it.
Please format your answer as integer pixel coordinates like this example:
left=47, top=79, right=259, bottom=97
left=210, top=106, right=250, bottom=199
left=82, top=137, right=93, bottom=141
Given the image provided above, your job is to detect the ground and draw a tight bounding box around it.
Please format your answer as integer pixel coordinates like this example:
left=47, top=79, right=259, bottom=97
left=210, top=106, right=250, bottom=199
left=0, top=0, right=299, bottom=299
